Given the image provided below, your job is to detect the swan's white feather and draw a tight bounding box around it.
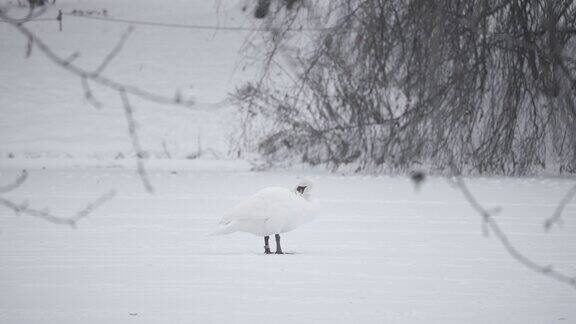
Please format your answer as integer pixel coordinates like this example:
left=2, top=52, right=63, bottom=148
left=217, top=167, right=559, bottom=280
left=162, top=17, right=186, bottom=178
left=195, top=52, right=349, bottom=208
left=215, top=186, right=316, bottom=237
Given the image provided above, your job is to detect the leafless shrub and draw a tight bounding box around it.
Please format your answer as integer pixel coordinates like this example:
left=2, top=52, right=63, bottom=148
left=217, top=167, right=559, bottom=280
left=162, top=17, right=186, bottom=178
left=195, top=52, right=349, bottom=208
left=237, top=0, right=576, bottom=175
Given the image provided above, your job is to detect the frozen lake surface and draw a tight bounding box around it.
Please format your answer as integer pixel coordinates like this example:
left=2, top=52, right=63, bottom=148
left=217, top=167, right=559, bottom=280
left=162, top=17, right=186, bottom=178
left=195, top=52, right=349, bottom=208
left=1, top=166, right=575, bottom=323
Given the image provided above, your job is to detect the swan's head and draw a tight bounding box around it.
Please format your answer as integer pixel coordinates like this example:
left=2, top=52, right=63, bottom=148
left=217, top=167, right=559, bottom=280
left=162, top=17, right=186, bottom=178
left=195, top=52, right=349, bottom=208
left=295, top=178, right=313, bottom=200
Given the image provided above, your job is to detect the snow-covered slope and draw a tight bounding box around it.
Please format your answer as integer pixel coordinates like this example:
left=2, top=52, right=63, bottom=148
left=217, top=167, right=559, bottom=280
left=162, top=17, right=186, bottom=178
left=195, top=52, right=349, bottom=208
left=0, top=0, right=256, bottom=162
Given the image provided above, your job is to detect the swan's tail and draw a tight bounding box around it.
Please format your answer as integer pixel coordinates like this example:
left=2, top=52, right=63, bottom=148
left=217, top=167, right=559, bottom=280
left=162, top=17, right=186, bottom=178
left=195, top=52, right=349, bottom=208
left=208, top=223, right=237, bottom=236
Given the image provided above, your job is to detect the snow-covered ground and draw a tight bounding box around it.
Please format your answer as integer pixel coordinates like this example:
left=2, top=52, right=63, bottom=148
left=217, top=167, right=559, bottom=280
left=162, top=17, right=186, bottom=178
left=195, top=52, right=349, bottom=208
left=1, top=166, right=575, bottom=323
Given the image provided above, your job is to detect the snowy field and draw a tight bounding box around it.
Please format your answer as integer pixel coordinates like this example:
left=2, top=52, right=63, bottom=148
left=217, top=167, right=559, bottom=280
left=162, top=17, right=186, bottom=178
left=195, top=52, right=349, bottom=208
left=1, top=165, right=575, bottom=323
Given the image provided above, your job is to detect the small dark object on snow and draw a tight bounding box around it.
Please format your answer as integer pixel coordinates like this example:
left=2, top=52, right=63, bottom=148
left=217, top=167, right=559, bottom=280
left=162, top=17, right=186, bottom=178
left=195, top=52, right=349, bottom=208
left=410, top=170, right=426, bottom=191
left=129, top=313, right=138, bottom=316
left=410, top=170, right=426, bottom=183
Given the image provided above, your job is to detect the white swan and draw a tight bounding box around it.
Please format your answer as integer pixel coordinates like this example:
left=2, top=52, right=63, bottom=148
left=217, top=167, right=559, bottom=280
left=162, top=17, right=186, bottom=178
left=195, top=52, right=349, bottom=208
left=212, top=179, right=316, bottom=254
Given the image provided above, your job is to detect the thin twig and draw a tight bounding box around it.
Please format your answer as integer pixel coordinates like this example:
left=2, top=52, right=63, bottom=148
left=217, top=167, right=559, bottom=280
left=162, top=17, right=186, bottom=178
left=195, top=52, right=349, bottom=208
left=0, top=4, right=47, bottom=23
left=0, top=11, right=195, bottom=108
left=68, top=190, right=117, bottom=225
left=544, top=182, right=576, bottom=231
left=0, top=170, right=28, bottom=193
left=0, top=9, right=199, bottom=192
left=92, top=26, right=134, bottom=76
left=0, top=190, right=116, bottom=227
left=119, top=89, right=154, bottom=194
left=452, top=176, right=576, bottom=290
left=62, top=12, right=335, bottom=32
left=81, top=77, right=103, bottom=109
left=0, top=17, right=56, bottom=23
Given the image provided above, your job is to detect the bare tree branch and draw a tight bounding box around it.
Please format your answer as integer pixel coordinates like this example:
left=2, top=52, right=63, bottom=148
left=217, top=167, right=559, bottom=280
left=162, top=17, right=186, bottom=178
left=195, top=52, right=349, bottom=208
left=0, top=170, right=28, bottom=194
left=81, top=76, right=103, bottom=109
left=92, top=26, right=134, bottom=76
left=0, top=9, right=199, bottom=193
left=0, top=10, right=195, bottom=108
left=0, top=4, right=47, bottom=23
left=0, top=190, right=116, bottom=227
left=451, top=176, right=576, bottom=290
left=544, top=182, right=576, bottom=231
left=0, top=170, right=116, bottom=227
left=67, top=189, right=117, bottom=225
left=120, top=90, right=154, bottom=194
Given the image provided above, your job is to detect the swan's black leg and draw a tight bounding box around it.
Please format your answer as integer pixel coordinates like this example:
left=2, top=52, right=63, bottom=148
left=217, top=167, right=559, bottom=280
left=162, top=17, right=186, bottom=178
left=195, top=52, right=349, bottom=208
left=275, top=234, right=283, bottom=254
left=264, top=236, right=271, bottom=254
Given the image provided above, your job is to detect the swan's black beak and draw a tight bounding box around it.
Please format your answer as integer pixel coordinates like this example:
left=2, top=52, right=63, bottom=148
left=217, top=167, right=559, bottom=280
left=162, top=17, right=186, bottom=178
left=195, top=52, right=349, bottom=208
left=296, top=186, right=306, bottom=194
